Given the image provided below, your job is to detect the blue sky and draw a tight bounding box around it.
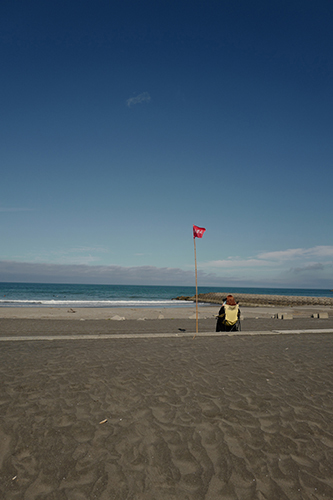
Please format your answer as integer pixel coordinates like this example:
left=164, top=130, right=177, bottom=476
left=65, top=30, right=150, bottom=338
left=1, top=0, right=333, bottom=288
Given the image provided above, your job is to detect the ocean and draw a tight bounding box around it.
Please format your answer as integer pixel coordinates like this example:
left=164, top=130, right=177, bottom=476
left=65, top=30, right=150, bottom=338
left=0, top=282, right=332, bottom=308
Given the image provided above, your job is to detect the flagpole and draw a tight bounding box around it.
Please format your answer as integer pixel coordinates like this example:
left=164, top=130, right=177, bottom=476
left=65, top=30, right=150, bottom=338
left=192, top=225, right=206, bottom=337
left=193, top=235, right=199, bottom=334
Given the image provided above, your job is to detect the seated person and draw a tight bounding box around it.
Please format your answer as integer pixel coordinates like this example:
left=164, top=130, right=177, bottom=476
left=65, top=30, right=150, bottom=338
left=216, top=294, right=240, bottom=332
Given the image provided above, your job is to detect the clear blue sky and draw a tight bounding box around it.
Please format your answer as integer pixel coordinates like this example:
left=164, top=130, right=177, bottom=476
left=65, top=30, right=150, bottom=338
left=1, top=0, right=333, bottom=288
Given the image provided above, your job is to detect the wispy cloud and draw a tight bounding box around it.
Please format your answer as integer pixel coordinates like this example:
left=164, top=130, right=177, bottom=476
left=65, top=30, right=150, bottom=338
left=307, top=246, right=333, bottom=258
left=200, top=245, right=333, bottom=287
left=258, top=246, right=333, bottom=260
left=126, top=92, right=151, bottom=107
left=1, top=245, right=333, bottom=288
left=204, top=246, right=333, bottom=270
left=257, top=248, right=306, bottom=260
left=0, top=257, right=332, bottom=288
left=202, top=258, right=273, bottom=268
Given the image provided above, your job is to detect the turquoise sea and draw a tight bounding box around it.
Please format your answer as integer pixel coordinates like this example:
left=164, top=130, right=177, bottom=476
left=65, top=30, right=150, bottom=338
left=0, top=282, right=332, bottom=308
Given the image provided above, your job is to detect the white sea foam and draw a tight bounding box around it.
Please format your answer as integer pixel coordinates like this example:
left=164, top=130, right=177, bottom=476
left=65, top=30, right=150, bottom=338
left=0, top=299, right=191, bottom=308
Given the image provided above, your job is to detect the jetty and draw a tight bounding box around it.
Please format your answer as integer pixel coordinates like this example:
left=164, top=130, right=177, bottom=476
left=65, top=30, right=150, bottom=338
left=174, top=292, right=333, bottom=307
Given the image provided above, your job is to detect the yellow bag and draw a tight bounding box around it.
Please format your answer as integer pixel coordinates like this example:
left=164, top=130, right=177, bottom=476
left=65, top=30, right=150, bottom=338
left=223, top=304, right=239, bottom=326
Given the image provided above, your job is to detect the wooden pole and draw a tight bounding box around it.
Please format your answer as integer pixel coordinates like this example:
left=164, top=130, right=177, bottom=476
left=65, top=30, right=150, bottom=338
left=194, top=235, right=199, bottom=334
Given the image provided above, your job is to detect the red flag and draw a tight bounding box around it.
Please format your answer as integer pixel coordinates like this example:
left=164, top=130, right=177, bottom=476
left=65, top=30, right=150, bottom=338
left=193, top=225, right=206, bottom=238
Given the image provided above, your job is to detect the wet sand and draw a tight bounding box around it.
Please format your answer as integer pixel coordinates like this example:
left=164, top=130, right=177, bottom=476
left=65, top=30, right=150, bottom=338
left=0, top=308, right=333, bottom=499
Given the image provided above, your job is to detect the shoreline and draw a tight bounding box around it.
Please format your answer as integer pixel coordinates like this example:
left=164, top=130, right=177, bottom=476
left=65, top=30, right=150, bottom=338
left=1, top=295, right=332, bottom=335
left=0, top=303, right=332, bottom=321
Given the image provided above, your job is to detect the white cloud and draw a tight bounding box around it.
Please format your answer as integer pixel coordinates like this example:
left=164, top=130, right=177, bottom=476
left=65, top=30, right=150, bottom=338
left=198, top=244, right=333, bottom=287
left=1, top=258, right=332, bottom=288
left=203, top=246, right=333, bottom=271
left=257, top=248, right=306, bottom=260
left=126, top=92, right=151, bottom=107
left=1, top=244, right=333, bottom=288
left=258, top=246, right=333, bottom=261
left=307, top=246, right=333, bottom=258
left=202, top=258, right=273, bottom=268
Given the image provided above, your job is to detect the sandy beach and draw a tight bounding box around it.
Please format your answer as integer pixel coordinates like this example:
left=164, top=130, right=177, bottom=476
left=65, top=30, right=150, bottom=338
left=0, top=305, right=333, bottom=499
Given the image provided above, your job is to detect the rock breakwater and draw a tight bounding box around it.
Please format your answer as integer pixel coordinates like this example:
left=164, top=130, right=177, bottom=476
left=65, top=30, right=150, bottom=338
left=174, top=292, right=333, bottom=307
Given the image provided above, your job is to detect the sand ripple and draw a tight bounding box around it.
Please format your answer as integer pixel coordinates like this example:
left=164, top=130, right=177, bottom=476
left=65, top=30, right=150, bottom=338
left=0, top=335, right=332, bottom=499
